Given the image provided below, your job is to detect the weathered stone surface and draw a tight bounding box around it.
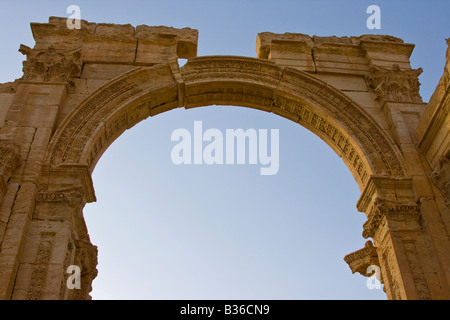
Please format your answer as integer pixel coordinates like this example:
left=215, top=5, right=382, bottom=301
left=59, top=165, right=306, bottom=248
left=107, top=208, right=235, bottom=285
left=256, top=32, right=416, bottom=76
left=28, top=16, right=198, bottom=67
left=0, top=17, right=449, bottom=300
left=0, top=94, right=14, bottom=128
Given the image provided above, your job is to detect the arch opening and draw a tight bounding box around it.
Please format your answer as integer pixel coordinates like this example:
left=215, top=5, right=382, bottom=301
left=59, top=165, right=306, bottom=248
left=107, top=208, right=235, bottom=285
left=83, top=105, right=387, bottom=299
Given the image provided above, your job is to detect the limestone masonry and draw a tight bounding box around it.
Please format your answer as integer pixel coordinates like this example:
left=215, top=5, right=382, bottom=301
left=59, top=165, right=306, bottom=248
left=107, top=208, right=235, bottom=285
left=0, top=17, right=449, bottom=300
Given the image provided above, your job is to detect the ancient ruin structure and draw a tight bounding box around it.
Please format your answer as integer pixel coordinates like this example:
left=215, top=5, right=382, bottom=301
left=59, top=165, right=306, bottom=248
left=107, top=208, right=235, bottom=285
left=0, top=17, right=449, bottom=300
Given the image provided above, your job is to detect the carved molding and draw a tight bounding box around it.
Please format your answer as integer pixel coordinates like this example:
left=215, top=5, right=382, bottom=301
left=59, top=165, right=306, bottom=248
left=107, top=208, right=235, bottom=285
left=59, top=240, right=75, bottom=300
left=363, top=198, right=420, bottom=239
left=181, top=56, right=283, bottom=87
left=381, top=247, right=402, bottom=299
left=47, top=69, right=147, bottom=166
left=366, top=64, right=423, bottom=103
left=39, top=164, right=97, bottom=203
left=19, top=45, right=82, bottom=83
left=26, top=232, right=56, bottom=300
left=344, top=241, right=380, bottom=278
left=403, top=241, right=432, bottom=300
left=36, top=186, right=85, bottom=208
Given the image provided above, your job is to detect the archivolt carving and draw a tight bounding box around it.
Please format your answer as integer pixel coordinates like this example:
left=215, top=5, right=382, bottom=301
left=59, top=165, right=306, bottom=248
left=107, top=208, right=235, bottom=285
left=44, top=56, right=408, bottom=191
left=0, top=81, right=18, bottom=94
left=71, top=239, right=98, bottom=300
left=36, top=186, right=85, bottom=208
left=181, top=55, right=283, bottom=87
left=382, top=248, right=402, bottom=299
left=277, top=68, right=406, bottom=178
left=403, top=241, right=432, bottom=300
left=273, top=94, right=369, bottom=185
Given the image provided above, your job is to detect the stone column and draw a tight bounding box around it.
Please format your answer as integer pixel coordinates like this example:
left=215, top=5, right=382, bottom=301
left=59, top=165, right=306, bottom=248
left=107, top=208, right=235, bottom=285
left=0, top=80, right=69, bottom=299
left=349, top=177, right=450, bottom=300
left=9, top=165, right=97, bottom=300
left=344, top=42, right=450, bottom=300
left=0, top=43, right=83, bottom=299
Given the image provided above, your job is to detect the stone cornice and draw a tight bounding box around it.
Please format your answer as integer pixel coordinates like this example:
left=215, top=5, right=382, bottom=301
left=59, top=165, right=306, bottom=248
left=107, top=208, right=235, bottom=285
left=344, top=241, right=380, bottom=277
left=39, top=164, right=96, bottom=203
left=362, top=198, right=420, bottom=239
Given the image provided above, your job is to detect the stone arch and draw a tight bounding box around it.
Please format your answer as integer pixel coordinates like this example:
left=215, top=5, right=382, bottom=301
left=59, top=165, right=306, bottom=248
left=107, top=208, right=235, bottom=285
left=44, top=56, right=407, bottom=192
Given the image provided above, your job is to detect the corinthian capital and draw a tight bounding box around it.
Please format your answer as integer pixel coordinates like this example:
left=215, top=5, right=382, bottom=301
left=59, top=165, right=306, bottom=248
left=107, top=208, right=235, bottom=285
left=366, top=64, right=423, bottom=103
left=19, top=45, right=82, bottom=83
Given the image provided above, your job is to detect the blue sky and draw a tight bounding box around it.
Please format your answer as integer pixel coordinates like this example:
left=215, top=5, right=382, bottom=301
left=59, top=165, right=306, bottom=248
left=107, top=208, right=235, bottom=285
left=1, top=0, right=449, bottom=300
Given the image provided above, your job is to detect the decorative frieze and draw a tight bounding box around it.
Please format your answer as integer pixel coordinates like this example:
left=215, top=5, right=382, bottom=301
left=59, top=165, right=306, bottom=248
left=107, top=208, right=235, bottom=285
left=70, top=239, right=98, bottom=300
left=403, top=241, right=432, bottom=300
left=278, top=67, right=406, bottom=178
left=50, top=77, right=139, bottom=165
left=382, top=248, right=402, bottom=300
